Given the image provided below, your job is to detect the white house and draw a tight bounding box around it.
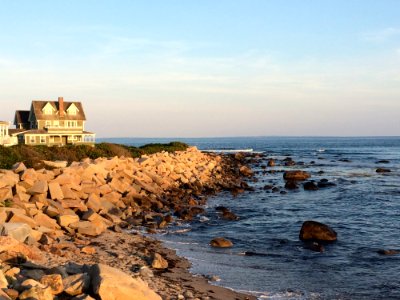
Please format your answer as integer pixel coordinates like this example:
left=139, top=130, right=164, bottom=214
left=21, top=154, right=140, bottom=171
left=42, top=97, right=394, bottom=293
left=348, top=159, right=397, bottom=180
left=0, top=121, right=18, bottom=147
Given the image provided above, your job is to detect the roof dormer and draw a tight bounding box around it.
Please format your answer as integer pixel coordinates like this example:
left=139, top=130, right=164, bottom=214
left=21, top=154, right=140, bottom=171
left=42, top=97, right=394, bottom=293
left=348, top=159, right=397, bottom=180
left=42, top=102, right=56, bottom=115
left=67, top=103, right=79, bottom=116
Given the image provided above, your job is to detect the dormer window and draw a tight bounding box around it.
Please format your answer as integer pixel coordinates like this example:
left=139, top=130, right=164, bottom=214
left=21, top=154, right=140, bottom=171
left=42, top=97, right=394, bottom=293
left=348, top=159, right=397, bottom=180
left=67, top=103, right=79, bottom=116
left=42, top=102, right=55, bottom=115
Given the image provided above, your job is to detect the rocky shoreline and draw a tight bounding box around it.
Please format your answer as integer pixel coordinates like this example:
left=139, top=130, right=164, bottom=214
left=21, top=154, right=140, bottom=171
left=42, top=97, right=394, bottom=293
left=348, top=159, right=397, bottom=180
left=0, top=147, right=256, bottom=300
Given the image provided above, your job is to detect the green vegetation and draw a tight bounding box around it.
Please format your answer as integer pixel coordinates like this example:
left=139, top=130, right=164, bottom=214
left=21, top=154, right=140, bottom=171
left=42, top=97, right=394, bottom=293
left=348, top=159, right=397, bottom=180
left=0, top=142, right=188, bottom=170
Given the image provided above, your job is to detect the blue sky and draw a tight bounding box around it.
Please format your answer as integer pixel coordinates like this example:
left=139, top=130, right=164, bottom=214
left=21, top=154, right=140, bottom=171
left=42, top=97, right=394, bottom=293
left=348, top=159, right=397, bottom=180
left=0, top=0, right=399, bottom=137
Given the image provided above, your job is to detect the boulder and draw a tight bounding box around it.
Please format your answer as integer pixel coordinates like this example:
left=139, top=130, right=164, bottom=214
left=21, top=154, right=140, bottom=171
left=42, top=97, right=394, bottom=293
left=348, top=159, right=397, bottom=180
left=63, top=273, right=90, bottom=296
left=90, top=264, right=162, bottom=300
left=76, top=220, right=106, bottom=237
left=8, top=211, right=37, bottom=228
left=48, top=182, right=64, bottom=200
left=40, top=274, right=64, bottom=295
left=0, top=187, right=13, bottom=202
left=12, top=162, right=27, bottom=173
left=299, top=221, right=337, bottom=242
left=0, top=209, right=7, bottom=223
left=376, top=168, right=391, bottom=173
left=0, top=222, right=32, bottom=242
left=283, top=170, right=311, bottom=181
left=0, top=270, right=8, bottom=289
left=33, top=212, right=60, bottom=230
left=42, top=160, right=68, bottom=168
left=239, top=166, right=253, bottom=177
left=151, top=253, right=168, bottom=269
left=27, top=180, right=48, bottom=195
left=0, top=236, right=44, bottom=262
left=58, top=214, right=80, bottom=228
left=19, top=286, right=53, bottom=300
left=210, top=237, right=233, bottom=248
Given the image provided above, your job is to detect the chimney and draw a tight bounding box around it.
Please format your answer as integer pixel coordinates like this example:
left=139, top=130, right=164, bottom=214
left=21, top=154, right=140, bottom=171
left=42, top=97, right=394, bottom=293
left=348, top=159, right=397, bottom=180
left=58, top=97, right=64, bottom=117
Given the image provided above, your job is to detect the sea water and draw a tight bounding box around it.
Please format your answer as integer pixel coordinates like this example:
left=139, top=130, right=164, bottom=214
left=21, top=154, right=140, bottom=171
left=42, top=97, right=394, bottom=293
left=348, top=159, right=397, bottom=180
left=99, top=137, right=400, bottom=299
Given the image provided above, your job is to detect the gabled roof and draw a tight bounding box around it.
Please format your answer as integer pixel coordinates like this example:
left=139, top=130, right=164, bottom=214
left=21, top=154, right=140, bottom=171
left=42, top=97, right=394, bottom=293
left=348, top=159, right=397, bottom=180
left=14, top=110, right=30, bottom=124
left=31, top=101, right=87, bottom=121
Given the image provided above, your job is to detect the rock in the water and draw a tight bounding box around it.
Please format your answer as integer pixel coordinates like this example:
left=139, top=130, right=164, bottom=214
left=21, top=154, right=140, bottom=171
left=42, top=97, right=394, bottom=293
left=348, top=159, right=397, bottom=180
left=376, top=160, right=390, bottom=164
left=210, top=237, right=233, bottom=248
left=151, top=253, right=168, bottom=269
left=267, top=159, right=275, bottom=167
left=283, top=170, right=311, bottom=181
left=221, top=210, right=239, bottom=220
left=90, top=264, right=161, bottom=300
left=377, top=249, right=399, bottom=255
left=285, top=181, right=298, bottom=190
left=317, top=179, right=337, bottom=188
left=376, top=168, right=391, bottom=173
left=299, top=221, right=337, bottom=242
left=303, top=181, right=319, bottom=191
left=239, top=166, right=253, bottom=177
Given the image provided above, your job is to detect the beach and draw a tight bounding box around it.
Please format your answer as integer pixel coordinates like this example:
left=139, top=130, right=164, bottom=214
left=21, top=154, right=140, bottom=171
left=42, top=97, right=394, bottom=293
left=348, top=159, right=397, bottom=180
left=0, top=146, right=256, bottom=299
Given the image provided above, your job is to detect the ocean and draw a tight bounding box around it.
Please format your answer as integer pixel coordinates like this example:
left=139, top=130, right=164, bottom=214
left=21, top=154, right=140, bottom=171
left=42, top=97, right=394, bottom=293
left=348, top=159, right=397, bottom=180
left=99, top=137, right=400, bottom=299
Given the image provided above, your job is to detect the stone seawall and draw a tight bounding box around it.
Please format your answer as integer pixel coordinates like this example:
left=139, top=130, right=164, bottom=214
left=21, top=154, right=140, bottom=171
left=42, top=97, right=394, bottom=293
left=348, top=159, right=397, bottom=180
left=0, top=147, right=254, bottom=300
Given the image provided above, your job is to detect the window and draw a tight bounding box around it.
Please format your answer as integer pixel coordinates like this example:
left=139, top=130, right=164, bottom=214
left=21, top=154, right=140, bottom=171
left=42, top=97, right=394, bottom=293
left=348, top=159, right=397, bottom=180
left=29, top=136, right=35, bottom=143
left=67, top=121, right=77, bottom=127
left=53, top=121, right=59, bottom=127
left=45, top=121, right=51, bottom=128
left=40, top=136, right=46, bottom=143
left=44, top=108, right=53, bottom=115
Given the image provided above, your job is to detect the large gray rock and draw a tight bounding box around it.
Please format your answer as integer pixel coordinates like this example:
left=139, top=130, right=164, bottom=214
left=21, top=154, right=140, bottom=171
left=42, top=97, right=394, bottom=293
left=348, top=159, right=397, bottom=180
left=90, top=264, right=161, bottom=300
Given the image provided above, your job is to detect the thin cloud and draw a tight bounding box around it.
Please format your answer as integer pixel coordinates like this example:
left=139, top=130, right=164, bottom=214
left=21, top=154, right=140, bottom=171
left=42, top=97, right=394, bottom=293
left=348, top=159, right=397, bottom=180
left=362, top=27, right=400, bottom=42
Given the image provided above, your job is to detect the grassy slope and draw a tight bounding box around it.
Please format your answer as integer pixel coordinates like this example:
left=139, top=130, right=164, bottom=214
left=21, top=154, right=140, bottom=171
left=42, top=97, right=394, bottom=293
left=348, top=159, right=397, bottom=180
left=0, top=142, right=188, bottom=169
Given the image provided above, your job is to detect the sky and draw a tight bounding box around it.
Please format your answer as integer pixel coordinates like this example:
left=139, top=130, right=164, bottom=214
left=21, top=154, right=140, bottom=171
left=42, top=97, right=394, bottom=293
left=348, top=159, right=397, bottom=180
left=0, top=0, right=399, bottom=137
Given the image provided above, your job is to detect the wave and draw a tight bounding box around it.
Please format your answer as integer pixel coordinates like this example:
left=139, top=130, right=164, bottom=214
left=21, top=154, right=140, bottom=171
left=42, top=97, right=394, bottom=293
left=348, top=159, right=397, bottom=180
left=202, top=148, right=254, bottom=153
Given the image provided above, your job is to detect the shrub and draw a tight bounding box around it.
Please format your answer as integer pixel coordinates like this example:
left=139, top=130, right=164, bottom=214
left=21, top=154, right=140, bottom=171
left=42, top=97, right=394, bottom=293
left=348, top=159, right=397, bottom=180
left=0, top=142, right=189, bottom=169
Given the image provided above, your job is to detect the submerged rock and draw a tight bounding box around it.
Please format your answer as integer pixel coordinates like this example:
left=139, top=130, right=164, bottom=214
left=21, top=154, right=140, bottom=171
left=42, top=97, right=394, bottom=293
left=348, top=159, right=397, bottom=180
left=376, top=160, right=390, bottom=164
left=303, top=241, right=324, bottom=253
left=376, top=168, right=391, bottom=173
left=299, top=221, right=337, bottom=242
left=317, top=179, right=337, bottom=188
left=210, top=237, right=233, bottom=248
left=303, top=181, right=319, bottom=191
left=377, top=249, right=399, bottom=255
left=284, top=181, right=298, bottom=190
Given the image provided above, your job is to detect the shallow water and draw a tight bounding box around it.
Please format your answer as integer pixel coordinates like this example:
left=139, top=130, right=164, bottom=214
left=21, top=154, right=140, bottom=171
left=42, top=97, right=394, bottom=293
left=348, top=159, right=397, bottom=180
left=102, top=136, right=400, bottom=299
